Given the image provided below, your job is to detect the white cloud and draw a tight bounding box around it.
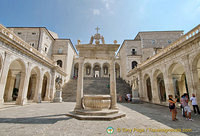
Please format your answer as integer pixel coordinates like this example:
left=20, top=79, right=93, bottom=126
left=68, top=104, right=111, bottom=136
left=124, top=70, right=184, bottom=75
left=93, top=9, right=100, bottom=15
left=105, top=3, right=109, bottom=9
left=102, top=0, right=115, bottom=12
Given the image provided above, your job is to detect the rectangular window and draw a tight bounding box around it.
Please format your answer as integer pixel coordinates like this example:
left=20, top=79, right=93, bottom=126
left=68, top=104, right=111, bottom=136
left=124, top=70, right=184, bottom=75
left=17, top=32, right=21, bottom=35
left=45, top=47, right=47, bottom=52
left=32, top=32, right=36, bottom=35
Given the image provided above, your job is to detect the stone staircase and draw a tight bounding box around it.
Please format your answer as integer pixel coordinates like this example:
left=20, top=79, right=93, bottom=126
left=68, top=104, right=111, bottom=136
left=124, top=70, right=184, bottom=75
left=62, top=77, right=132, bottom=102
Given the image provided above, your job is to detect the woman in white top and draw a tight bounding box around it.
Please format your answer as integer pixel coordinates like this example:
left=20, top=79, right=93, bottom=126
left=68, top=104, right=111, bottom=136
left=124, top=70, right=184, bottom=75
left=190, top=93, right=200, bottom=115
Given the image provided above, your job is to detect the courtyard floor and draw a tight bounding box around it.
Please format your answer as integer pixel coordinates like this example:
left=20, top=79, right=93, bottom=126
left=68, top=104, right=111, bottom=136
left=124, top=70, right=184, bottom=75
left=0, top=102, right=200, bottom=136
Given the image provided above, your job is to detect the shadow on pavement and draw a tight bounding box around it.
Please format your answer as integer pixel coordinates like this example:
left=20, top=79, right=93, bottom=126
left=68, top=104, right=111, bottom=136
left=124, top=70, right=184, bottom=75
left=120, top=102, right=200, bottom=136
left=0, top=114, right=72, bottom=124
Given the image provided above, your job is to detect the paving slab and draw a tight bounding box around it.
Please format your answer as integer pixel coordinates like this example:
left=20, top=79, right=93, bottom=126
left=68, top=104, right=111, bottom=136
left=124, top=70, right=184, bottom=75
left=0, top=102, right=199, bottom=136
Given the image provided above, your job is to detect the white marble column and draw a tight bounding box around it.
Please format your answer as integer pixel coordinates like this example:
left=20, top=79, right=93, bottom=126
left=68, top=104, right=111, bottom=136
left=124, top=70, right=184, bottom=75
left=182, top=56, right=195, bottom=96
left=33, top=73, right=43, bottom=103
left=16, top=62, right=31, bottom=105
left=163, top=65, right=174, bottom=99
left=5, top=73, right=16, bottom=102
left=44, top=75, right=51, bottom=101
left=50, top=71, right=56, bottom=101
left=74, top=57, right=84, bottom=111
left=30, top=75, right=37, bottom=100
left=110, top=58, right=118, bottom=109
left=0, top=53, right=11, bottom=105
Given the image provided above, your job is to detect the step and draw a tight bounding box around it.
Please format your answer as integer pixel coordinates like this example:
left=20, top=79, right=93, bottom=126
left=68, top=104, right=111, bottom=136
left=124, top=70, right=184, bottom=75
left=74, top=109, right=119, bottom=116
left=66, top=111, right=126, bottom=121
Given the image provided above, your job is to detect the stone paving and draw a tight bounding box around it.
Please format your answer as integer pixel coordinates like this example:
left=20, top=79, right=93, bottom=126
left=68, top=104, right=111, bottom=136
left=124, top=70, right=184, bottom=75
left=0, top=102, right=199, bottom=136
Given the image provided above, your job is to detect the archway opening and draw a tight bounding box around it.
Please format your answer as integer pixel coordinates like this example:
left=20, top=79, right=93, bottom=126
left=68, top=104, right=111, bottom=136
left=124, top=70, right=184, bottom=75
left=3, top=59, right=26, bottom=102
left=41, top=74, right=48, bottom=101
left=73, top=63, right=79, bottom=79
left=84, top=63, right=92, bottom=77
left=57, top=60, right=63, bottom=68
left=132, top=61, right=138, bottom=69
left=146, top=77, right=152, bottom=102
left=103, top=63, right=110, bottom=78
left=27, top=67, right=40, bottom=101
left=115, top=63, right=120, bottom=78
left=157, top=73, right=166, bottom=102
left=170, top=63, right=188, bottom=102
left=93, top=63, right=101, bottom=78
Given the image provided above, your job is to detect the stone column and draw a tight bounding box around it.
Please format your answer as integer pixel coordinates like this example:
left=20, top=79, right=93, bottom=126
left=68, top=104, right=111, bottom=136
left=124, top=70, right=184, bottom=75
left=91, top=66, right=94, bottom=77
left=44, top=75, right=51, bottom=101
left=30, top=75, right=37, bottom=100
left=182, top=55, right=195, bottom=96
left=0, top=53, right=11, bottom=105
left=50, top=71, right=56, bottom=101
left=101, top=65, right=104, bottom=78
left=74, top=57, right=84, bottom=111
left=5, top=73, right=16, bottom=102
left=16, top=64, right=31, bottom=106
left=163, top=65, right=174, bottom=99
left=151, top=72, right=160, bottom=104
left=110, top=58, right=118, bottom=109
left=33, top=73, right=43, bottom=103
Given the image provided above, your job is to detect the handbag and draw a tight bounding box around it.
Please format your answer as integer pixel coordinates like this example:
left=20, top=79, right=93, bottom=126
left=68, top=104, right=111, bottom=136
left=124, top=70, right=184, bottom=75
left=169, top=103, right=175, bottom=109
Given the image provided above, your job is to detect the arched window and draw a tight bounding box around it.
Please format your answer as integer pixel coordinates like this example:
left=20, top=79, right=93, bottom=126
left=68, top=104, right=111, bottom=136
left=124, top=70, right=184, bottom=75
left=132, top=61, right=138, bottom=69
left=58, top=48, right=63, bottom=54
left=132, top=49, right=136, bottom=55
left=57, top=60, right=63, bottom=68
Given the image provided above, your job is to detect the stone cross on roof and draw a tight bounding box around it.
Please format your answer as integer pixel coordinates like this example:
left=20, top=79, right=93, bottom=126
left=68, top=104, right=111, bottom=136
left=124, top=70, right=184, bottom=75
left=95, top=27, right=100, bottom=34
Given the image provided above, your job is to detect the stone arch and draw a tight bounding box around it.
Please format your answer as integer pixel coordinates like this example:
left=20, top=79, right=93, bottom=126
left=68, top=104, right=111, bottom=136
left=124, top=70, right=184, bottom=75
left=115, top=62, right=120, bottom=78
left=153, top=69, right=166, bottom=102
left=0, top=54, right=2, bottom=76
left=191, top=52, right=200, bottom=104
left=73, top=63, right=79, bottom=78
left=168, top=62, right=188, bottom=102
left=27, top=66, right=40, bottom=101
left=3, top=58, right=26, bottom=102
left=103, top=62, right=110, bottom=77
left=41, top=71, right=51, bottom=101
left=93, top=62, right=101, bottom=78
left=84, top=62, right=92, bottom=77
left=144, top=73, right=152, bottom=102
left=132, top=61, right=138, bottom=69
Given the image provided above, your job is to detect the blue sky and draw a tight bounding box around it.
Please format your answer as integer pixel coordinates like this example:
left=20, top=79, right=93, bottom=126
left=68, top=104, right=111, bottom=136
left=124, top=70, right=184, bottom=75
left=0, top=0, right=200, bottom=45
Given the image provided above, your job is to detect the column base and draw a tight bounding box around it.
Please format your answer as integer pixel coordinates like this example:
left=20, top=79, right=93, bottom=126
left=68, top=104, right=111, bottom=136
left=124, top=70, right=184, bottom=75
left=44, top=96, right=50, bottom=101
left=152, top=98, right=160, bottom=104
left=0, top=99, right=4, bottom=106
left=131, top=98, right=142, bottom=104
left=110, top=105, right=119, bottom=110
left=74, top=103, right=84, bottom=111
left=53, top=90, right=62, bottom=103
left=16, top=97, right=27, bottom=105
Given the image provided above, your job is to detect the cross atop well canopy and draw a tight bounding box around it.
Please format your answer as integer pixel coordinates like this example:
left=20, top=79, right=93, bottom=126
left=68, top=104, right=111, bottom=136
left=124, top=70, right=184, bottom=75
left=95, top=27, right=100, bottom=34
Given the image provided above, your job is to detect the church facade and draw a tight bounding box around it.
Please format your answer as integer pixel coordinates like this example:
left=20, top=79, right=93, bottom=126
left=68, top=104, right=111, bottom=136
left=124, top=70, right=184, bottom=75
left=0, top=23, right=200, bottom=107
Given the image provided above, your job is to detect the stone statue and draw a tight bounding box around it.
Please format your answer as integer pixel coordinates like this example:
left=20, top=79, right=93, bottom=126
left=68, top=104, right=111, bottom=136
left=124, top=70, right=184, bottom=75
left=55, top=76, right=63, bottom=90
left=101, top=36, right=105, bottom=44
left=77, top=40, right=81, bottom=45
left=89, top=36, right=94, bottom=44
